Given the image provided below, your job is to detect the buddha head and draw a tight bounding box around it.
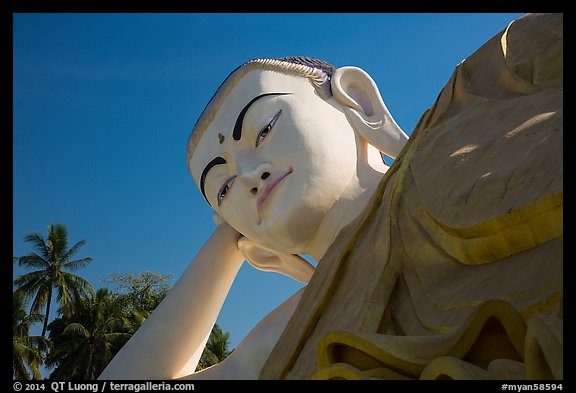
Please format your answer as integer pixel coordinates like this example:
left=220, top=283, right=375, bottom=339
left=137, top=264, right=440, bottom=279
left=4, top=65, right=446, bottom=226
left=187, top=57, right=406, bottom=282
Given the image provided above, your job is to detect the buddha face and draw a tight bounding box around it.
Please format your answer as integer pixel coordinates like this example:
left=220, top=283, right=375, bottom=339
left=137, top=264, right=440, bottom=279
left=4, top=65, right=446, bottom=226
left=188, top=69, right=361, bottom=254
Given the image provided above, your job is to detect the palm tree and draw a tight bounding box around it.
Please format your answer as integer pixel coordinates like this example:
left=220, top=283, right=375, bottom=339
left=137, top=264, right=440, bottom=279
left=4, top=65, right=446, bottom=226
left=13, top=291, right=51, bottom=380
left=14, top=224, right=94, bottom=337
left=45, top=288, right=135, bottom=380
left=196, top=324, right=232, bottom=370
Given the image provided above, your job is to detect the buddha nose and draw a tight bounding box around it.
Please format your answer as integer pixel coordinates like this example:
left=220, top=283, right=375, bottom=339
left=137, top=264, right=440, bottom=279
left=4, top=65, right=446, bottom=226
left=239, top=163, right=273, bottom=197
left=250, top=171, right=271, bottom=195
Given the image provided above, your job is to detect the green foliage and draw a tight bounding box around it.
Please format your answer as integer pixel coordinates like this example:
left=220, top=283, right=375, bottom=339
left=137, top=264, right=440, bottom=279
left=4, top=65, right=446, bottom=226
left=101, top=271, right=174, bottom=317
left=45, top=288, right=135, bottom=380
left=13, top=291, right=51, bottom=380
left=196, top=324, right=232, bottom=371
left=14, top=224, right=94, bottom=337
left=13, top=224, right=233, bottom=379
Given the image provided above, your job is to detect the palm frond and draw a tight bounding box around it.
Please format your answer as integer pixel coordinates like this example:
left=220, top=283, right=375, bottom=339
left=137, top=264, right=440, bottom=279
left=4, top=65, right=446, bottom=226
left=199, top=348, right=219, bottom=368
left=14, top=270, right=48, bottom=284
left=54, top=272, right=94, bottom=311
left=61, top=256, right=92, bottom=272
left=23, top=233, right=50, bottom=260
left=13, top=350, right=32, bottom=380
left=59, top=239, right=88, bottom=263
left=14, top=274, right=52, bottom=320
left=14, top=312, right=45, bottom=336
left=29, top=284, right=52, bottom=315
left=28, top=335, right=52, bottom=353
left=13, top=338, right=45, bottom=380
left=46, top=339, right=86, bottom=378
left=47, top=336, right=85, bottom=358
left=14, top=271, right=49, bottom=298
left=63, top=323, right=89, bottom=338
left=47, top=224, right=69, bottom=261
left=63, top=271, right=95, bottom=297
left=17, top=254, right=50, bottom=270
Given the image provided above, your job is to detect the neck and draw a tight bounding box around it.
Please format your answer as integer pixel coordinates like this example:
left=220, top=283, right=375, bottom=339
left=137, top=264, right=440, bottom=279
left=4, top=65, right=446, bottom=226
left=306, top=149, right=387, bottom=261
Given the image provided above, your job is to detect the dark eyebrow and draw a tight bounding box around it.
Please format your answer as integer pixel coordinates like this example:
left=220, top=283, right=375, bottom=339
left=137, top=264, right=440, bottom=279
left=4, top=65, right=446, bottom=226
left=233, top=92, right=291, bottom=141
left=200, top=156, right=227, bottom=203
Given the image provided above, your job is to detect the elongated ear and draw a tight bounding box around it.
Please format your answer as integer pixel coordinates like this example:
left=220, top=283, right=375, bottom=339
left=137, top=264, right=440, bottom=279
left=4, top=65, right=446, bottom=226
left=237, top=237, right=315, bottom=284
left=331, top=66, right=408, bottom=159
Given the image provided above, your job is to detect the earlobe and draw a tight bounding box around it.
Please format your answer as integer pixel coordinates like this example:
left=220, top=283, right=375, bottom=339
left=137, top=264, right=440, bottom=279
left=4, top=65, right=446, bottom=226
left=331, top=66, right=408, bottom=159
left=237, top=237, right=315, bottom=284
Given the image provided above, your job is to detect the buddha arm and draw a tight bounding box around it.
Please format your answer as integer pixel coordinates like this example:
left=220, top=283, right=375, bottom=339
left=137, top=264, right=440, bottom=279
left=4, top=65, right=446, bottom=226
left=98, top=223, right=244, bottom=380
left=178, top=287, right=305, bottom=380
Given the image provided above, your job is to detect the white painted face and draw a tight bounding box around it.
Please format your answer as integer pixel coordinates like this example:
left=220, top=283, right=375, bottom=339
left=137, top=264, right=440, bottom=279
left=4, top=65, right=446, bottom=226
left=189, top=69, right=360, bottom=254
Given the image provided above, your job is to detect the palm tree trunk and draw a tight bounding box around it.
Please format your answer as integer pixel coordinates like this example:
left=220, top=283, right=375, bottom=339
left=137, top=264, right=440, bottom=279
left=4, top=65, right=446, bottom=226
left=41, top=290, right=52, bottom=337
left=85, top=349, right=94, bottom=380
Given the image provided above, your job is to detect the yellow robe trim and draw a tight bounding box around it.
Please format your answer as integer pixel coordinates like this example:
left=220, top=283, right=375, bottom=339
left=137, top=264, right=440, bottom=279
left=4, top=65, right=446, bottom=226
left=420, top=191, right=562, bottom=265
left=312, top=299, right=562, bottom=380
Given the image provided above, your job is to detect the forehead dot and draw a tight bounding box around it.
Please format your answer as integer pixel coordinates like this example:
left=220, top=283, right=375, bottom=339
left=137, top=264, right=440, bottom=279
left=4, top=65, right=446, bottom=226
left=218, top=133, right=225, bottom=144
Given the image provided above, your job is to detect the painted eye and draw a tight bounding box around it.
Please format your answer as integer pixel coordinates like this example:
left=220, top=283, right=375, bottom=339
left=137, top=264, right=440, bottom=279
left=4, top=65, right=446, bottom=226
left=217, top=176, right=236, bottom=207
left=256, top=109, right=282, bottom=147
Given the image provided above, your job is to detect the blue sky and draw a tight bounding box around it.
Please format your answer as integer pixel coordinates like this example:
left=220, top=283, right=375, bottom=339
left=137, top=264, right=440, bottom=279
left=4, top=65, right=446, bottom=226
left=12, top=13, right=524, bottom=365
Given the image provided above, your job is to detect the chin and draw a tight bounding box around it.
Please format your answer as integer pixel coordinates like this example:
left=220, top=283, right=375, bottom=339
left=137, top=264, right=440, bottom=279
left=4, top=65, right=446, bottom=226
left=255, top=202, right=326, bottom=254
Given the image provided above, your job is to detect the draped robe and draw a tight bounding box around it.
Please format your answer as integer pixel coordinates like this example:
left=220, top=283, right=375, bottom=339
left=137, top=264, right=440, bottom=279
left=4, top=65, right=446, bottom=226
left=259, top=13, right=563, bottom=380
